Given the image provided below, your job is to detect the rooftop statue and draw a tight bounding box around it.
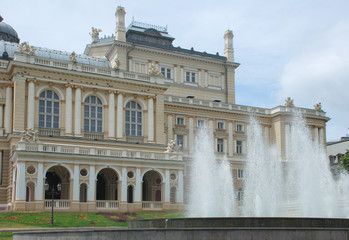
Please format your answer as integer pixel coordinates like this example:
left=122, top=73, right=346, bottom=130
left=20, top=128, right=39, bottom=142
left=284, top=97, right=294, bottom=107
left=164, top=140, right=181, bottom=153
left=70, top=51, right=77, bottom=62
left=148, top=63, right=163, bottom=77
left=90, top=27, right=102, bottom=41
left=18, top=42, right=35, bottom=55
left=314, top=102, right=322, bottom=110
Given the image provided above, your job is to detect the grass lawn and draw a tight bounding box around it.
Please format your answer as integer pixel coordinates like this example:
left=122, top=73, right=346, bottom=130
left=0, top=211, right=184, bottom=229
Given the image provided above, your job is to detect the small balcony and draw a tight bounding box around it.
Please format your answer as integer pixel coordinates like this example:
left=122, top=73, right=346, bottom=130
left=38, top=128, right=61, bottom=137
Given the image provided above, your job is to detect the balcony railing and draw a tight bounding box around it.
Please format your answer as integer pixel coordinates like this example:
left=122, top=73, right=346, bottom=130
left=84, top=132, right=104, bottom=140
left=38, top=128, right=61, bottom=137
left=96, top=200, right=119, bottom=209
left=44, top=200, right=70, bottom=209
left=16, top=142, right=183, bottom=161
left=142, top=201, right=163, bottom=209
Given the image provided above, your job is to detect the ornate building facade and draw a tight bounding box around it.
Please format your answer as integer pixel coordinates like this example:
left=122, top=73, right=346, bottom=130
left=0, top=8, right=328, bottom=212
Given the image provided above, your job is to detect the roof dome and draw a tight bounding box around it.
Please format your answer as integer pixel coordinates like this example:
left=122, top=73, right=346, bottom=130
left=0, top=15, right=20, bottom=43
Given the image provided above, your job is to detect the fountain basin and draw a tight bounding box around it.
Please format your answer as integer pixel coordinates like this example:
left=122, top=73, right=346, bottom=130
left=129, top=217, right=349, bottom=229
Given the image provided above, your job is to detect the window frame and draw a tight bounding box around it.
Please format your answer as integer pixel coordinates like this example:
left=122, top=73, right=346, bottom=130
left=236, top=140, right=243, bottom=154
left=236, top=124, right=244, bottom=132
left=237, top=169, right=244, bottom=179
left=160, top=67, right=172, bottom=79
left=176, top=134, right=184, bottom=149
left=177, top=117, right=185, bottom=125
left=217, top=121, right=225, bottom=130
left=83, top=95, right=103, bottom=133
left=185, top=71, right=196, bottom=83
left=38, top=90, right=60, bottom=129
left=125, top=101, right=143, bottom=137
left=217, top=138, right=224, bottom=153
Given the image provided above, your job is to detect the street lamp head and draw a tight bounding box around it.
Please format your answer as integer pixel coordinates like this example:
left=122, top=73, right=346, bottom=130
left=45, top=183, right=49, bottom=191
left=57, top=183, right=62, bottom=192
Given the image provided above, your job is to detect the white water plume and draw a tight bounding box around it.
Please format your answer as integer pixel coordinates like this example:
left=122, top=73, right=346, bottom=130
left=187, top=126, right=235, bottom=217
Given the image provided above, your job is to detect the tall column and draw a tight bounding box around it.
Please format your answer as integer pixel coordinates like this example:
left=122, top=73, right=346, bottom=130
left=121, top=167, right=127, bottom=202
left=65, top=84, right=73, bottom=135
left=319, top=127, right=324, bottom=146
left=4, top=84, right=13, bottom=134
left=148, top=96, right=155, bottom=142
left=74, top=86, right=82, bottom=136
left=314, top=127, right=319, bottom=144
left=15, top=162, right=26, bottom=201
left=228, top=121, right=233, bottom=156
left=177, top=170, right=184, bottom=203
left=116, top=92, right=124, bottom=139
left=167, top=114, right=173, bottom=143
left=164, top=169, right=170, bottom=203
left=263, top=125, right=269, bottom=146
left=135, top=168, right=141, bottom=202
left=0, top=151, right=2, bottom=185
left=12, top=167, right=16, bottom=202
left=26, top=79, right=36, bottom=129
left=188, top=116, right=194, bottom=153
left=208, top=118, right=214, bottom=142
left=0, top=104, right=3, bottom=128
left=35, top=162, right=44, bottom=201
left=88, top=165, right=95, bottom=201
left=108, top=91, right=116, bottom=138
left=73, top=164, right=80, bottom=201
left=13, top=77, right=26, bottom=132
left=155, top=95, right=165, bottom=144
left=284, top=124, right=290, bottom=159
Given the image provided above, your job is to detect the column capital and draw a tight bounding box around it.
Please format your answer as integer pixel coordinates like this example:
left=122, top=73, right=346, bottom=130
left=74, top=85, right=84, bottom=90
left=5, top=83, right=13, bottom=88
left=147, top=95, right=156, bottom=100
left=208, top=118, right=215, bottom=121
left=116, top=91, right=126, bottom=96
left=108, top=90, right=116, bottom=95
left=167, top=113, right=174, bottom=116
left=65, top=83, right=73, bottom=88
left=227, top=120, right=234, bottom=123
left=187, top=115, right=195, bottom=119
left=26, top=79, right=37, bottom=84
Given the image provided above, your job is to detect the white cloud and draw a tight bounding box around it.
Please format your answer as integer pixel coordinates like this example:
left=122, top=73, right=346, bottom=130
left=278, top=20, right=349, bottom=140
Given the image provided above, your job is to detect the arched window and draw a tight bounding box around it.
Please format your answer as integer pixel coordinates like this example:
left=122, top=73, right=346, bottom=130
left=125, top=101, right=142, bottom=136
left=84, top=96, right=103, bottom=132
left=39, top=90, right=59, bottom=128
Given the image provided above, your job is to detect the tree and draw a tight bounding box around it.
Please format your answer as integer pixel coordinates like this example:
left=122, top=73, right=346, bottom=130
left=339, top=150, right=349, bottom=171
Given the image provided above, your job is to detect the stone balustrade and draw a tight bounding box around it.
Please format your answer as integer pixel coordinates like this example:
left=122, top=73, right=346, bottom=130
left=44, top=200, right=70, bottom=209
left=96, top=200, right=119, bottom=209
left=165, top=95, right=327, bottom=117
left=142, top=201, right=163, bottom=209
left=16, top=141, right=183, bottom=161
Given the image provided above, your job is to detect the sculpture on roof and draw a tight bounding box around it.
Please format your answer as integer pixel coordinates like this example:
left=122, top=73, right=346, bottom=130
left=164, top=139, right=181, bottom=153
left=284, top=97, right=294, bottom=107
left=90, top=27, right=102, bottom=41
left=314, top=102, right=322, bottom=110
left=70, top=51, right=77, bottom=63
left=18, top=42, right=35, bottom=55
left=20, top=128, right=39, bottom=142
left=148, top=63, right=163, bottom=77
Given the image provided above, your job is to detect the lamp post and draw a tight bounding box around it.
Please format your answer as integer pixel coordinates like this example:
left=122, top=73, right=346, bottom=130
left=45, top=183, right=61, bottom=226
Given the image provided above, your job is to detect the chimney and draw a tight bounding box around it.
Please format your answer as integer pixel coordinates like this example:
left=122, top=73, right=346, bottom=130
left=224, top=30, right=234, bottom=62
left=115, top=6, right=126, bottom=42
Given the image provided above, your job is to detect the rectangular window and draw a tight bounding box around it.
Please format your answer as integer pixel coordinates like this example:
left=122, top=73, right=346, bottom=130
left=236, top=124, right=243, bottom=132
left=177, top=117, right=184, bottom=125
left=217, top=139, right=224, bottom=153
left=185, top=71, right=196, bottom=83
left=197, top=120, right=204, bottom=127
left=238, top=169, right=244, bottom=179
left=237, top=189, right=244, bottom=202
left=217, top=122, right=224, bottom=130
left=161, top=67, right=172, bottom=79
left=236, top=141, right=243, bottom=154
left=176, top=135, right=184, bottom=149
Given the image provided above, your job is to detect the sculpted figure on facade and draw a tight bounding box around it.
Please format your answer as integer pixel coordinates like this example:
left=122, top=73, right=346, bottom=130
left=20, top=128, right=39, bottom=142
left=165, top=140, right=181, bottom=153
left=284, top=97, right=294, bottom=107
left=18, top=42, right=35, bottom=55
left=314, top=102, right=322, bottom=110
left=70, top=51, right=77, bottom=62
left=148, top=63, right=163, bottom=77
left=90, top=27, right=102, bottom=41
left=114, top=57, right=121, bottom=69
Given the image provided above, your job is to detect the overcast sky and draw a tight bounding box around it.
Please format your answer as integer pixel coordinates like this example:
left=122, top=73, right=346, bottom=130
left=2, top=0, right=349, bottom=141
